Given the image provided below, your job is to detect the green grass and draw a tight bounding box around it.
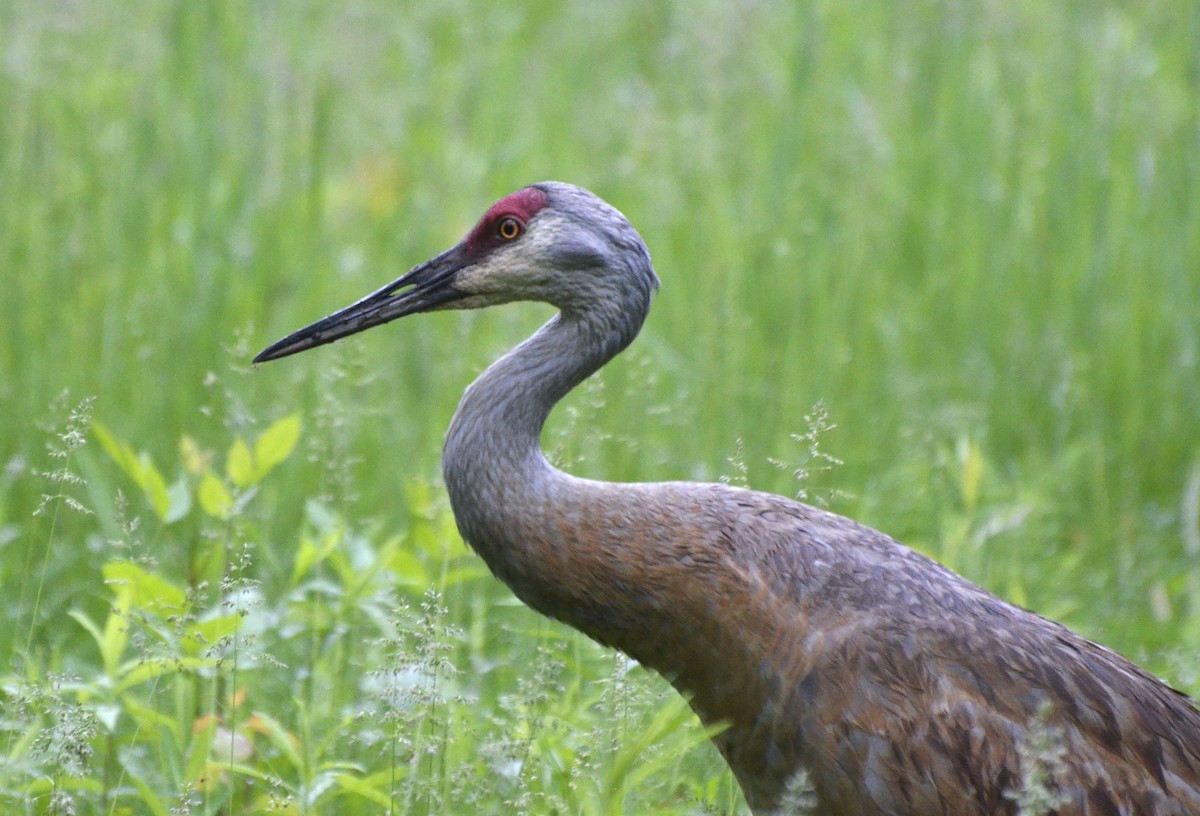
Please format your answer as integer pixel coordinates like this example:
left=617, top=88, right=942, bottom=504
left=2, top=1, right=1198, bottom=813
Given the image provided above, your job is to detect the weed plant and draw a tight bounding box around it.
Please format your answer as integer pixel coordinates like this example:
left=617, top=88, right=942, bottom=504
left=2, top=1, right=1198, bottom=813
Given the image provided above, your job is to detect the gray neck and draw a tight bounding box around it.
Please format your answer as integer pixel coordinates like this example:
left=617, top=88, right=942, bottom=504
left=441, top=287, right=650, bottom=590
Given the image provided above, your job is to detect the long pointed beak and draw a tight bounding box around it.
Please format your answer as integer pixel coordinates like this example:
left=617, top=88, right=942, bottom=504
left=254, top=244, right=470, bottom=363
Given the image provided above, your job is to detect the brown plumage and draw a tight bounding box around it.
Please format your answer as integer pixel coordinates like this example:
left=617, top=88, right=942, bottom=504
left=256, top=182, right=1200, bottom=815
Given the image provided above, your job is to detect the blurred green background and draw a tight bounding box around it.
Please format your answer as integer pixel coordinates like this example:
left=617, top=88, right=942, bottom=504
left=2, top=1, right=1198, bottom=813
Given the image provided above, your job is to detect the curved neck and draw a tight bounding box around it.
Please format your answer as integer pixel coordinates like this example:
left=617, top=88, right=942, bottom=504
left=441, top=289, right=649, bottom=579
left=438, top=288, right=803, bottom=800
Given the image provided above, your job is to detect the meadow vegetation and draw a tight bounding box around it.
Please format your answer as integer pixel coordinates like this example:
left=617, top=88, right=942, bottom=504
left=2, top=1, right=1198, bottom=813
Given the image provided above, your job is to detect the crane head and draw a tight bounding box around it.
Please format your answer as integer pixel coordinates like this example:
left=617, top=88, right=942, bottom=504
left=253, top=182, right=658, bottom=363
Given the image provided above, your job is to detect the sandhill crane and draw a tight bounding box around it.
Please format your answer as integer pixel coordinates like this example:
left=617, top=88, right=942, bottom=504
left=255, top=182, right=1200, bottom=815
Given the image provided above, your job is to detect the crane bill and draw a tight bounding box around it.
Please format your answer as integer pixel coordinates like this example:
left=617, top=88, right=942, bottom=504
left=253, top=244, right=470, bottom=363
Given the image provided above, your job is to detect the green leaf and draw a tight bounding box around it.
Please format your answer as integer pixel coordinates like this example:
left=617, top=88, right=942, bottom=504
left=291, top=537, right=320, bottom=587
left=333, top=772, right=394, bottom=807
left=289, top=535, right=328, bottom=585
left=198, top=472, right=233, bottom=519
left=95, top=704, right=121, bottom=732
left=116, top=656, right=209, bottom=693
left=92, top=421, right=171, bottom=520
left=91, top=421, right=139, bottom=479
left=440, top=563, right=489, bottom=589
left=290, top=526, right=344, bottom=587
left=103, top=560, right=187, bottom=615
left=138, top=453, right=171, bottom=520
left=214, top=760, right=282, bottom=786
left=68, top=609, right=105, bottom=655
left=254, top=413, right=301, bottom=480
left=179, top=434, right=210, bottom=476
left=165, top=475, right=192, bottom=523
left=248, top=710, right=302, bottom=771
left=183, top=613, right=243, bottom=657
left=387, top=548, right=429, bottom=588
left=226, top=437, right=254, bottom=488
left=129, top=776, right=170, bottom=816
left=25, top=775, right=105, bottom=797
left=184, top=718, right=216, bottom=784
left=121, top=695, right=181, bottom=741
left=69, top=608, right=126, bottom=679
left=100, top=606, right=129, bottom=677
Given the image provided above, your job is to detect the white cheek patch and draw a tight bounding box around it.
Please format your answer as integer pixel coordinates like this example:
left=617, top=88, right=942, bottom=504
left=455, top=213, right=569, bottom=298
left=456, top=252, right=527, bottom=296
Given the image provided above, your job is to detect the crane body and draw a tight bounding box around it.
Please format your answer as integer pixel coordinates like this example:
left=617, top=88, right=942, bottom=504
left=256, top=182, right=1200, bottom=815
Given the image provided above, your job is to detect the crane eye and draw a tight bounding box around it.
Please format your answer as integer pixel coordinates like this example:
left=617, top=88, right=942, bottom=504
left=497, top=216, right=522, bottom=241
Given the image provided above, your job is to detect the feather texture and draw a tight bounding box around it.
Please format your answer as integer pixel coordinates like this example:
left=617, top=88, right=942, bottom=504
left=261, top=182, right=1200, bottom=815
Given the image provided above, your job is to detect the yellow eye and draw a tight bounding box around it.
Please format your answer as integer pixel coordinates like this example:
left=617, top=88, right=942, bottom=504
left=497, top=216, right=522, bottom=240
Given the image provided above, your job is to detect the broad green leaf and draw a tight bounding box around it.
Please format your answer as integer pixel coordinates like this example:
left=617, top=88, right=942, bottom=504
left=226, top=437, right=254, bottom=488
left=101, top=606, right=129, bottom=677
left=103, top=560, right=187, bottom=615
left=165, top=475, right=192, bottom=523
left=440, top=563, right=489, bottom=589
left=121, top=695, right=181, bottom=740
left=129, top=776, right=170, bottom=816
left=305, top=499, right=340, bottom=532
left=69, top=608, right=125, bottom=680
left=254, top=413, right=301, bottom=479
left=179, top=434, right=210, bottom=475
left=183, top=613, right=243, bottom=657
left=198, top=472, right=233, bottom=519
left=92, top=421, right=170, bottom=519
left=116, top=656, right=209, bottom=693
left=184, top=718, right=216, bottom=784
left=68, top=609, right=105, bottom=656
left=334, top=772, right=394, bottom=807
left=387, top=548, right=429, bottom=587
left=138, top=453, right=171, bottom=520
left=291, top=527, right=344, bottom=587
left=6, top=716, right=38, bottom=765
left=25, top=775, right=105, bottom=797
left=210, top=760, right=275, bottom=785
left=291, top=537, right=319, bottom=587
left=95, top=704, right=121, bottom=732
left=91, top=421, right=139, bottom=479
left=246, top=710, right=302, bottom=771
